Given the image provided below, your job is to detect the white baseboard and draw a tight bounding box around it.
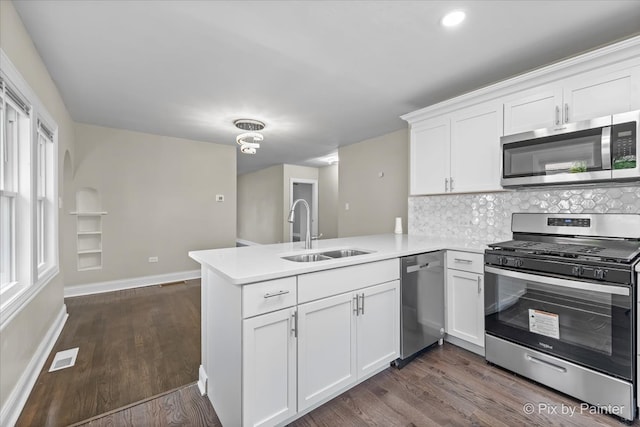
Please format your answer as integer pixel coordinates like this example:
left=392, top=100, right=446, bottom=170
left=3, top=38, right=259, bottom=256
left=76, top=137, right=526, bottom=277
left=198, top=365, right=208, bottom=396
left=64, top=269, right=201, bottom=298
left=0, top=304, right=68, bottom=427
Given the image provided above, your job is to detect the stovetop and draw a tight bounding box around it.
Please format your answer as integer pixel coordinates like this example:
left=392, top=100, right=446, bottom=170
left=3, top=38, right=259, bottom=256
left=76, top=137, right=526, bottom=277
left=488, top=239, right=640, bottom=263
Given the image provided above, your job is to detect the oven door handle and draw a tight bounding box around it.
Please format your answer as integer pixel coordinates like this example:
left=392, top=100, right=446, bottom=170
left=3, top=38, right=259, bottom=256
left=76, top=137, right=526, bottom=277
left=484, top=266, right=630, bottom=296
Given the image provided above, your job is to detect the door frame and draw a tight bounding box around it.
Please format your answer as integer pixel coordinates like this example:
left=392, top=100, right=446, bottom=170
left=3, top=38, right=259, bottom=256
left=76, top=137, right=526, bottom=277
left=288, top=178, right=318, bottom=242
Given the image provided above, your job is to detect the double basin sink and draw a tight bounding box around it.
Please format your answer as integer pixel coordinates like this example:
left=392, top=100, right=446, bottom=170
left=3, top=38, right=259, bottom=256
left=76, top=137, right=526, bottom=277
left=282, top=249, right=372, bottom=263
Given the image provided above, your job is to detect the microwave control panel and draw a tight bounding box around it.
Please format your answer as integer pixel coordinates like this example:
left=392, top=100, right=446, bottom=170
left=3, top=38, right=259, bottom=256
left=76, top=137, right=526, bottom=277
left=612, top=121, right=636, bottom=170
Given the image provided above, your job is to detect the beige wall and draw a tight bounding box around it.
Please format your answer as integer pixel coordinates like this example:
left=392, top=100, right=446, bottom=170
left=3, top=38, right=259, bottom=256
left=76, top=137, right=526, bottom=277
left=318, top=164, right=339, bottom=239
left=237, top=164, right=321, bottom=244
left=0, top=0, right=75, bottom=411
left=282, top=165, right=319, bottom=242
left=338, top=129, right=408, bottom=237
left=237, top=165, right=284, bottom=244
left=65, top=124, right=236, bottom=286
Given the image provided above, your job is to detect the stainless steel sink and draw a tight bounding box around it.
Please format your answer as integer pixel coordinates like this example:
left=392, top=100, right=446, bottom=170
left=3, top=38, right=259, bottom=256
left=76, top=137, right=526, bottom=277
left=281, top=248, right=373, bottom=262
left=281, top=253, right=332, bottom=262
left=320, top=249, right=372, bottom=258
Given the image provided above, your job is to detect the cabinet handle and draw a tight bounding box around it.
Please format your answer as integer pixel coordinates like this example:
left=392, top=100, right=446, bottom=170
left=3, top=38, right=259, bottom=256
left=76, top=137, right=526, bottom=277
left=353, top=294, right=359, bottom=316
left=454, top=258, right=472, bottom=264
left=555, top=106, right=560, bottom=125
left=264, top=290, right=289, bottom=299
left=477, top=276, right=482, bottom=294
left=564, top=103, right=569, bottom=123
left=445, top=178, right=449, bottom=192
left=359, top=293, right=365, bottom=315
left=290, top=311, right=297, bottom=337
left=450, top=177, right=454, bottom=191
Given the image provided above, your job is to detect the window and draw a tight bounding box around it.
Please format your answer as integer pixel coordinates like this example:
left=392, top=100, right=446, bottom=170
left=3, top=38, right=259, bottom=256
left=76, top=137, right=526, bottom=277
left=0, top=52, right=58, bottom=324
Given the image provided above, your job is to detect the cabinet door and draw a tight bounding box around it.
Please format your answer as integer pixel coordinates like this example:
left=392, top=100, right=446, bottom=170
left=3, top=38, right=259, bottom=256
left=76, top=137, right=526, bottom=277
left=446, top=269, right=484, bottom=348
left=503, top=85, right=563, bottom=134
left=410, top=117, right=450, bottom=195
left=563, top=66, right=640, bottom=123
left=356, top=280, right=399, bottom=379
left=243, top=308, right=297, bottom=427
left=297, top=292, right=357, bottom=411
left=450, top=101, right=503, bottom=193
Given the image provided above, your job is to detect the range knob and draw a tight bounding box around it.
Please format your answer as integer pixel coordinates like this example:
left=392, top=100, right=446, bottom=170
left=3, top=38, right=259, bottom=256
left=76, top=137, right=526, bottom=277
left=594, top=269, right=607, bottom=280
left=572, top=266, right=584, bottom=277
left=514, top=259, right=524, bottom=268
left=498, top=257, right=509, bottom=266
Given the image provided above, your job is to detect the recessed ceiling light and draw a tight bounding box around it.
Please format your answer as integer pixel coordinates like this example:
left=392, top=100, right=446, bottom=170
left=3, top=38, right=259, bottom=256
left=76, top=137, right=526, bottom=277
left=441, top=10, right=466, bottom=27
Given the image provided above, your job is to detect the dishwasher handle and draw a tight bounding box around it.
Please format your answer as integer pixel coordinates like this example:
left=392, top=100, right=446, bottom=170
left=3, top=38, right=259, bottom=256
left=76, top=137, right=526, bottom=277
left=406, top=260, right=441, bottom=274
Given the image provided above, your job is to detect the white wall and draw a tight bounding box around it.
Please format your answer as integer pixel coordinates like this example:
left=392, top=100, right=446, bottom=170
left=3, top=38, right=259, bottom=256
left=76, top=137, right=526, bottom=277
left=338, top=129, right=409, bottom=237
left=0, top=0, right=75, bottom=414
left=65, top=124, right=236, bottom=286
left=318, top=164, right=339, bottom=239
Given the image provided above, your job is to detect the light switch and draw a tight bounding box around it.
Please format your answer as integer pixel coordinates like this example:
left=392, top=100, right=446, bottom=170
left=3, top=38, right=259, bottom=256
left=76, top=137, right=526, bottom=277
left=345, top=202, right=350, bottom=211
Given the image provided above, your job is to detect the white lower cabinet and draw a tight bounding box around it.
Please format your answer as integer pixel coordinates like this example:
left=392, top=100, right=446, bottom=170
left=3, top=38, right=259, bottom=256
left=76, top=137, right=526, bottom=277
left=297, top=280, right=400, bottom=412
left=242, top=307, right=297, bottom=427
left=297, top=292, right=357, bottom=411
left=446, top=269, right=484, bottom=348
left=356, top=281, right=400, bottom=378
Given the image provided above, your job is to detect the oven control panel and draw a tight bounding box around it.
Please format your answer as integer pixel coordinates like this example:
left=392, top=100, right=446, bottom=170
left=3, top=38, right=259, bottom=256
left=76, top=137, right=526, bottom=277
left=547, top=217, right=591, bottom=227
left=484, top=251, right=631, bottom=285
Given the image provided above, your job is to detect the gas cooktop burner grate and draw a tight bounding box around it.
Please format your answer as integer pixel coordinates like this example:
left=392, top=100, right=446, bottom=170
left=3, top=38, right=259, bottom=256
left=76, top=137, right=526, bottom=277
left=489, top=239, right=640, bottom=263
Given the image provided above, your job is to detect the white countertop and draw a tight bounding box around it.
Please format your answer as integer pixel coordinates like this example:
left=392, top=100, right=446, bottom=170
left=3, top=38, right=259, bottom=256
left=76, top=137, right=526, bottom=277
left=189, top=234, right=489, bottom=285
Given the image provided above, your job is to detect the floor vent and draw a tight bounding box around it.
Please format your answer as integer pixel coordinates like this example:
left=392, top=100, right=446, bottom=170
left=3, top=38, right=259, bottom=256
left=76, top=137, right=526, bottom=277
left=49, top=347, right=79, bottom=372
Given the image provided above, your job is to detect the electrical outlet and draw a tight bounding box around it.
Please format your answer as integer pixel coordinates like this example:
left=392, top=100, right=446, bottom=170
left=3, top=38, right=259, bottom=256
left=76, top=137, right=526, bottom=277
left=148, top=256, right=158, bottom=263
left=216, top=194, right=224, bottom=202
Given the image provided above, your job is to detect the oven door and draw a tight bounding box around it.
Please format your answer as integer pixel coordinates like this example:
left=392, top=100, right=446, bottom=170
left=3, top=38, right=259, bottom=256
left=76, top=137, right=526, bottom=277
left=485, top=266, right=633, bottom=381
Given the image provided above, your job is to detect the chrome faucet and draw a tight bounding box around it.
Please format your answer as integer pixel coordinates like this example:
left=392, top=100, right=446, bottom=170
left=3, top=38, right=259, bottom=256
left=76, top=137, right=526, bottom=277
left=287, top=199, right=312, bottom=249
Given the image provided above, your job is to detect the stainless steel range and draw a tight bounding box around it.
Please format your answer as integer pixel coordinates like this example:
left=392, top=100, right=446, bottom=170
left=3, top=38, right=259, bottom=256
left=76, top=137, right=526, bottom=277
left=484, top=213, right=640, bottom=421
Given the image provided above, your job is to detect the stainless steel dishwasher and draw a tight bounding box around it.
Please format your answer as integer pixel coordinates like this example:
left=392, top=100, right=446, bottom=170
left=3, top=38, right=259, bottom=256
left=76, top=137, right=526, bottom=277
left=396, top=251, right=445, bottom=368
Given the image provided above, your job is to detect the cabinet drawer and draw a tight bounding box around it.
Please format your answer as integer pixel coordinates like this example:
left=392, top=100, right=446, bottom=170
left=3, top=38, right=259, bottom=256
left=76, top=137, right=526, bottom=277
left=243, top=277, right=297, bottom=318
left=446, top=251, right=484, bottom=274
left=298, top=259, right=399, bottom=304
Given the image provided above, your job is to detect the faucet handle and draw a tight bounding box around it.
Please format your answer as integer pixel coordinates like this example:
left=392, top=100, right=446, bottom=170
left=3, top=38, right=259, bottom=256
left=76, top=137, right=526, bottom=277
left=312, top=233, right=323, bottom=240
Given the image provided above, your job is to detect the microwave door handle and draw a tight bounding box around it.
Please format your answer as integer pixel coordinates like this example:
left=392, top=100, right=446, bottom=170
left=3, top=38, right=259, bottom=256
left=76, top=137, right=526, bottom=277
left=484, top=266, right=629, bottom=296
left=601, top=126, right=612, bottom=170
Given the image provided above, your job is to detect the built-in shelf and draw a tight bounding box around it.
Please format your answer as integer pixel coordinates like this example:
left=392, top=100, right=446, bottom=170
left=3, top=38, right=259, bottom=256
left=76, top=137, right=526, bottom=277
left=77, top=249, right=103, bottom=255
left=77, top=231, right=102, bottom=235
left=74, top=188, right=105, bottom=271
left=69, top=211, right=108, bottom=216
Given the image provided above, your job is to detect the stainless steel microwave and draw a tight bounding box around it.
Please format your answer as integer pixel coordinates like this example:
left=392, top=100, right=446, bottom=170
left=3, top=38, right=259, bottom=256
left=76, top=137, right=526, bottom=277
left=501, top=110, right=639, bottom=187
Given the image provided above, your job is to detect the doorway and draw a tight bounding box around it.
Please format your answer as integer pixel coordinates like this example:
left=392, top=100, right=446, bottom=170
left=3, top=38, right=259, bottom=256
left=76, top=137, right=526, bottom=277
left=289, top=179, right=318, bottom=242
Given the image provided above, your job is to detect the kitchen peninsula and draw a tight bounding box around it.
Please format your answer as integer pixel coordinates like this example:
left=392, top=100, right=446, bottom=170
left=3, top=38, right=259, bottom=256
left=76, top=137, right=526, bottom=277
left=189, top=234, right=486, bottom=427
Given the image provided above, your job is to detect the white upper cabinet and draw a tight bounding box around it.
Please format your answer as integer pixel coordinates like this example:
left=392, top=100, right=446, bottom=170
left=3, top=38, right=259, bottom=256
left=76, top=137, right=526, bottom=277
left=504, top=64, right=640, bottom=135
left=449, top=101, right=503, bottom=193
left=409, top=100, right=503, bottom=195
left=503, top=86, right=563, bottom=135
left=563, top=65, right=640, bottom=123
left=409, top=117, right=450, bottom=195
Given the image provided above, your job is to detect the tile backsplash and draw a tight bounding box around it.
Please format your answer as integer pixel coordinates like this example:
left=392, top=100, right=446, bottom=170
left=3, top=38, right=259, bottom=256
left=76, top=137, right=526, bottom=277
left=408, top=185, right=640, bottom=243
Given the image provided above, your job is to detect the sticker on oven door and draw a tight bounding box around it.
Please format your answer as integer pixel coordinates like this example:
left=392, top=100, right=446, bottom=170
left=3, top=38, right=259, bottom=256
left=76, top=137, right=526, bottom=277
left=528, top=309, right=559, bottom=339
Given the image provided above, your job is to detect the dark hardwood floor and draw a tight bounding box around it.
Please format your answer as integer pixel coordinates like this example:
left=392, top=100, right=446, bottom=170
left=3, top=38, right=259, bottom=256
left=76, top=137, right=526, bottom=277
left=73, top=343, right=639, bottom=426
left=16, top=279, right=201, bottom=427
left=16, top=279, right=638, bottom=426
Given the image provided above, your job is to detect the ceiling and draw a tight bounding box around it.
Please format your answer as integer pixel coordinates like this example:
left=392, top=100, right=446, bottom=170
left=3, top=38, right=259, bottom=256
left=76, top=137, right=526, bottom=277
left=13, top=1, right=640, bottom=174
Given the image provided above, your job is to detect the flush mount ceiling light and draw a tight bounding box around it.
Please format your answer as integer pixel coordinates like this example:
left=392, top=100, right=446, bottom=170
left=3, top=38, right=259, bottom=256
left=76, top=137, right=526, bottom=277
left=236, top=132, right=264, bottom=146
left=234, top=119, right=265, bottom=132
left=441, top=10, right=466, bottom=27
